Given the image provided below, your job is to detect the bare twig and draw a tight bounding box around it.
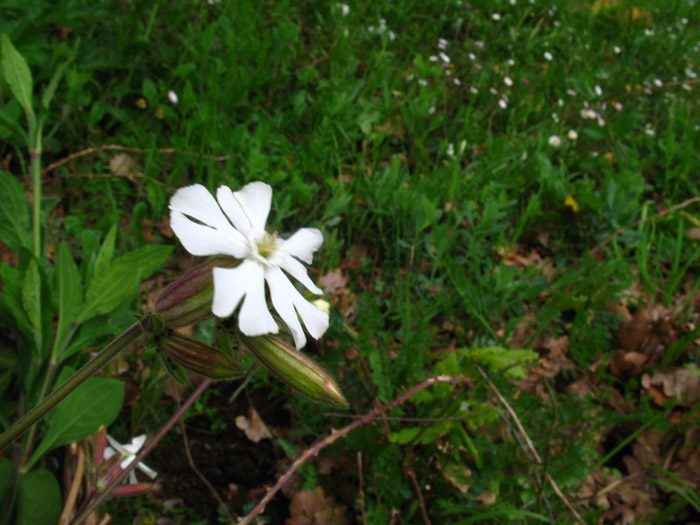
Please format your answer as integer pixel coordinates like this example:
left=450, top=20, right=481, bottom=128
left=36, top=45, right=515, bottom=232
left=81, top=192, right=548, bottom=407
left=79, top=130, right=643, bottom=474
left=178, top=416, right=232, bottom=522
left=405, top=467, right=431, bottom=525
left=358, top=452, right=367, bottom=525
left=238, top=375, right=472, bottom=525
left=58, top=443, right=85, bottom=524
left=477, top=366, right=584, bottom=524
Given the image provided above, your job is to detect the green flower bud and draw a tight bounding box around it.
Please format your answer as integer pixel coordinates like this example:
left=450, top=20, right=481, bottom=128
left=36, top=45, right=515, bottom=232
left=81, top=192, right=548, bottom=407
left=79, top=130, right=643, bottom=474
left=238, top=331, right=348, bottom=409
left=158, top=332, right=246, bottom=381
left=154, top=257, right=238, bottom=328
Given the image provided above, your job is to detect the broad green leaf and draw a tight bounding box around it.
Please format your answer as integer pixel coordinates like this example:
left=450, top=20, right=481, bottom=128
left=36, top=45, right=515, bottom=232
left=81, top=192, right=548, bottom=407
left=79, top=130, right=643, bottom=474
left=27, top=375, right=124, bottom=470
left=0, top=34, right=34, bottom=113
left=466, top=347, right=538, bottom=379
left=21, top=258, right=42, bottom=353
left=41, top=57, right=73, bottom=110
left=78, top=262, right=139, bottom=323
left=16, top=469, right=61, bottom=525
left=0, top=262, right=32, bottom=334
left=389, top=426, right=422, bottom=445
left=54, top=242, right=83, bottom=358
left=0, top=170, right=31, bottom=252
left=113, top=244, right=172, bottom=279
left=0, top=456, right=14, bottom=502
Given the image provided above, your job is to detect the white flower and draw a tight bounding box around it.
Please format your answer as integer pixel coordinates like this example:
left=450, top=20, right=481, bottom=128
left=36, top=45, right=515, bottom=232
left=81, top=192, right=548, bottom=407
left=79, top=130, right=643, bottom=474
left=338, top=3, right=350, bottom=16
left=543, top=51, right=553, bottom=61
left=453, top=78, right=462, bottom=85
left=167, top=90, right=178, bottom=104
left=498, top=98, right=508, bottom=109
left=439, top=52, right=451, bottom=63
left=548, top=135, right=561, bottom=147
left=567, top=129, right=578, bottom=140
left=613, top=45, right=621, bottom=54
left=169, top=182, right=329, bottom=349
left=104, top=435, right=157, bottom=484
left=437, top=38, right=448, bottom=50
left=492, top=13, right=502, bottom=21
left=594, top=85, right=603, bottom=96
left=653, top=78, right=663, bottom=87
left=504, top=76, right=513, bottom=86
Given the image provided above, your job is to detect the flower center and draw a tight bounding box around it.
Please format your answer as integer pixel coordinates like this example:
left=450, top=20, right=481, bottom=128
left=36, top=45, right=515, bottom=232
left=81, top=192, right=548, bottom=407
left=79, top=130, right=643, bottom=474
left=256, top=232, right=279, bottom=260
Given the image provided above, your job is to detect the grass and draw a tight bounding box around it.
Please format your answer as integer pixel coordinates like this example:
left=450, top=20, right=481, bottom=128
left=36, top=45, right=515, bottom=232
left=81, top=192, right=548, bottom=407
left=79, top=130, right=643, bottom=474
left=2, top=0, right=700, bottom=522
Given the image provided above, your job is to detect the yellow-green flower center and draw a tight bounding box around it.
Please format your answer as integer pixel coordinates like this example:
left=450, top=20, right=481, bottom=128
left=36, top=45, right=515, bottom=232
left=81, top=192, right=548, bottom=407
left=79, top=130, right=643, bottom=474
left=257, top=232, right=279, bottom=259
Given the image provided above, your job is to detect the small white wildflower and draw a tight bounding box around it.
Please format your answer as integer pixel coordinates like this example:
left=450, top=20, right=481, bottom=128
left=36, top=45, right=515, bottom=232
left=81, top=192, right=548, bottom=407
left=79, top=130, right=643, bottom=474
left=566, top=89, right=577, bottom=96
left=507, top=58, right=515, bottom=66
left=439, top=52, right=451, bottom=63
left=492, top=13, right=502, bottom=21
left=104, top=435, right=157, bottom=484
left=594, top=85, right=603, bottom=96
left=681, top=17, right=688, bottom=24
left=653, top=78, right=663, bottom=87
left=504, top=76, right=513, bottom=86
left=567, top=129, right=578, bottom=140
left=474, top=40, right=485, bottom=48
left=613, top=45, right=621, bottom=54
left=447, top=143, right=455, bottom=157
left=459, top=401, right=468, bottom=411
left=548, top=135, right=561, bottom=147
left=613, top=102, right=623, bottom=111
left=543, top=51, right=553, bottom=61
left=388, top=30, right=396, bottom=41
left=644, top=28, right=654, bottom=36
left=428, top=106, right=436, bottom=114
left=438, top=38, right=448, bottom=50
left=557, top=98, right=564, bottom=106
left=167, top=90, right=178, bottom=104
left=597, top=117, right=606, bottom=127
left=682, top=83, right=692, bottom=91
left=552, top=113, right=559, bottom=122
left=429, top=55, right=439, bottom=62
left=453, top=78, right=462, bottom=85
left=418, top=79, right=428, bottom=86
left=498, top=98, right=508, bottom=109
left=338, top=3, right=350, bottom=16
left=458, top=139, right=467, bottom=154
left=468, top=52, right=477, bottom=61
left=644, top=124, right=655, bottom=136
left=489, top=87, right=498, bottom=95
left=469, top=86, right=479, bottom=94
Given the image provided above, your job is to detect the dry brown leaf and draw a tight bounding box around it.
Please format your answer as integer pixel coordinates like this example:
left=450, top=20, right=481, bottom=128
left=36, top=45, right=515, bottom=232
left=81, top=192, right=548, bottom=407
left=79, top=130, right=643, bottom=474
left=642, top=368, right=700, bottom=406
left=475, top=490, right=497, bottom=504
left=109, top=153, right=142, bottom=183
left=235, top=408, right=273, bottom=443
left=318, top=269, right=348, bottom=299
left=286, top=487, right=349, bottom=525
left=609, top=350, right=648, bottom=378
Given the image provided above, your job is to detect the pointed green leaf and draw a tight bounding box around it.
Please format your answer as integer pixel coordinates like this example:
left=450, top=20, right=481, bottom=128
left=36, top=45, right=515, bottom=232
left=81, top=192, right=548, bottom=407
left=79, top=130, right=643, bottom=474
left=78, top=262, right=139, bottom=323
left=0, top=170, right=31, bottom=252
left=54, top=242, right=83, bottom=358
left=16, top=469, right=61, bottom=525
left=113, top=244, right=172, bottom=280
left=0, top=262, right=32, bottom=334
left=1, top=34, right=34, bottom=113
left=26, top=375, right=124, bottom=470
left=92, top=223, right=117, bottom=279
left=21, top=258, right=42, bottom=353
left=466, top=347, right=538, bottom=379
left=41, top=57, right=73, bottom=110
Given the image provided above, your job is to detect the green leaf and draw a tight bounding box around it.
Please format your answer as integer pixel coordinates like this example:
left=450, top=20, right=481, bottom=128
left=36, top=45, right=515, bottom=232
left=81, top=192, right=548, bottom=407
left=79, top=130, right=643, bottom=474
left=21, top=258, right=42, bottom=353
left=92, top=223, right=117, bottom=279
left=27, top=375, right=124, bottom=470
left=1, top=34, right=34, bottom=113
left=54, top=242, right=83, bottom=358
left=113, top=244, right=173, bottom=280
left=0, top=170, right=31, bottom=252
left=16, top=469, right=61, bottom=525
left=390, top=426, right=422, bottom=445
left=0, top=262, right=32, bottom=334
left=0, top=456, right=14, bottom=502
left=78, top=262, right=139, bottom=323
left=465, top=347, right=538, bottom=379
left=41, top=57, right=73, bottom=110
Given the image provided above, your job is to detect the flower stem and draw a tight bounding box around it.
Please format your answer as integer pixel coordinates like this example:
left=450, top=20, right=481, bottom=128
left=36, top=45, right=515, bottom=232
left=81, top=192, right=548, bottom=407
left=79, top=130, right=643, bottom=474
left=28, top=117, right=41, bottom=259
left=0, top=321, right=144, bottom=452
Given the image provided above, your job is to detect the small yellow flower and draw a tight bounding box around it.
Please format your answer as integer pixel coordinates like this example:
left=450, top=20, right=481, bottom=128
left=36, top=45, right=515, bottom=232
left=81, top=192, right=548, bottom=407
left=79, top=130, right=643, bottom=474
left=564, top=195, right=579, bottom=213
left=136, top=98, right=147, bottom=109
left=155, top=108, right=164, bottom=119
left=625, top=84, right=631, bottom=91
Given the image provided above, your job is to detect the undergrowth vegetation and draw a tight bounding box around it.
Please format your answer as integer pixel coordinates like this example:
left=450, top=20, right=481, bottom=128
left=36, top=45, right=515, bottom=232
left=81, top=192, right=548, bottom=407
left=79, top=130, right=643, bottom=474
left=1, top=0, right=700, bottom=523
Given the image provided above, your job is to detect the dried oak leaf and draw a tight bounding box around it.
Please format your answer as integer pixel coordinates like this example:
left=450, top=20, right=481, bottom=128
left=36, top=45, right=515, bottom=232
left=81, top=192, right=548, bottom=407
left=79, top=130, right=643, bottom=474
left=286, top=487, right=349, bottom=525
left=642, top=368, right=700, bottom=406
left=109, top=153, right=142, bottom=184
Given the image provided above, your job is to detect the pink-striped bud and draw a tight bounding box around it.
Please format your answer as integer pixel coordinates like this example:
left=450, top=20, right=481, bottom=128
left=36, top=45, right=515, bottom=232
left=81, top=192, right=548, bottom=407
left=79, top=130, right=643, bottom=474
left=158, top=332, right=245, bottom=380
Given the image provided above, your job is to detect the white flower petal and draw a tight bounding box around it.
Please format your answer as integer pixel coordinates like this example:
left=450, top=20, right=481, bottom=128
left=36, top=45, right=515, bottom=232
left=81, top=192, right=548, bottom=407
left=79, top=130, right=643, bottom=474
left=267, top=267, right=329, bottom=349
left=279, top=228, right=323, bottom=264
left=277, top=252, right=323, bottom=295
left=120, top=455, right=136, bottom=470
left=169, top=184, right=232, bottom=232
left=212, top=263, right=278, bottom=335
left=217, top=182, right=272, bottom=236
left=137, top=461, right=158, bottom=480
left=170, top=211, right=246, bottom=257
left=127, top=435, right=147, bottom=452
left=104, top=447, right=117, bottom=460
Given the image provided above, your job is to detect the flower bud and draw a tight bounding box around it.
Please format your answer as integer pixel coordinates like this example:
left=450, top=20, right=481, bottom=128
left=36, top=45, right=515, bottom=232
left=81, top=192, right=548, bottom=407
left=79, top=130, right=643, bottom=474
left=238, top=332, right=348, bottom=409
left=155, top=257, right=238, bottom=328
left=158, top=332, right=246, bottom=380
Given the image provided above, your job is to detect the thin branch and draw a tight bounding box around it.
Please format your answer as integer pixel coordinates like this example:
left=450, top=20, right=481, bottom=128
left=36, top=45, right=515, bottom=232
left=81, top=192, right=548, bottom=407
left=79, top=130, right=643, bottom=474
left=357, top=452, right=367, bottom=525
left=405, top=467, right=431, bottom=525
left=238, top=375, right=472, bottom=525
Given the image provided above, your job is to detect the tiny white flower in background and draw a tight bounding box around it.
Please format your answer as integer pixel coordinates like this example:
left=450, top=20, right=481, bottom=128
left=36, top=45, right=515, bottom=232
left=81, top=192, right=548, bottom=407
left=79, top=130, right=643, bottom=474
left=338, top=3, right=350, bottom=16
left=492, top=13, right=502, bottom=21
left=169, top=182, right=329, bottom=349
left=682, top=83, right=692, bottom=91
left=453, top=78, right=462, bottom=85
left=439, top=52, right=450, bottom=63
left=567, top=129, right=578, bottom=140
left=644, top=28, right=654, bottom=36
left=566, top=88, right=577, bottom=96
left=548, top=135, right=561, bottom=147
left=613, top=45, right=621, bottom=54
left=167, top=90, right=178, bottom=104
left=438, top=38, right=448, bottom=50
left=645, top=124, right=655, bottom=136
left=552, top=112, right=559, bottom=122
left=407, top=73, right=414, bottom=81
left=653, top=78, right=663, bottom=87
left=469, top=86, right=479, bottom=94
left=104, top=435, right=157, bottom=484
left=594, top=85, right=603, bottom=96
left=459, top=401, right=468, bottom=411
left=510, top=0, right=516, bottom=4
left=557, top=98, right=564, bottom=106
left=418, top=78, right=428, bottom=86
left=543, top=51, right=553, bottom=61
left=428, top=106, right=436, bottom=114
left=468, top=52, right=477, bottom=61
left=368, top=25, right=374, bottom=33
left=498, top=98, right=508, bottom=109
left=504, top=76, right=513, bottom=86
left=553, top=20, right=561, bottom=27
left=597, top=117, right=605, bottom=127
left=429, top=55, right=438, bottom=62
left=388, top=30, right=396, bottom=41
left=444, top=69, right=451, bottom=76
left=446, top=143, right=455, bottom=157
left=458, top=139, right=467, bottom=154
left=474, top=40, right=485, bottom=48
left=685, top=67, right=698, bottom=79
left=507, top=58, right=515, bottom=66
left=681, top=17, right=688, bottom=24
